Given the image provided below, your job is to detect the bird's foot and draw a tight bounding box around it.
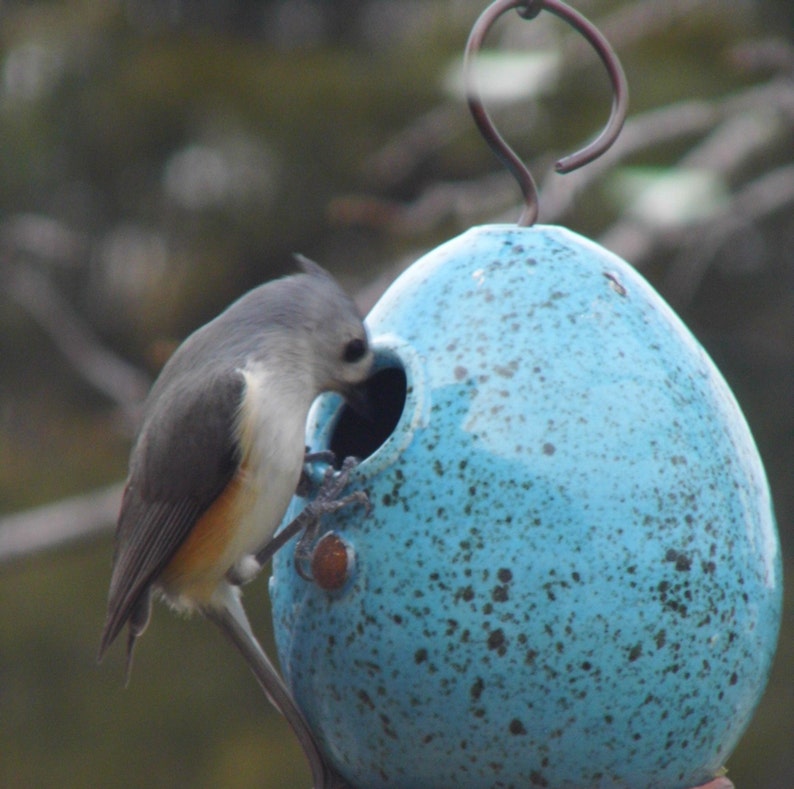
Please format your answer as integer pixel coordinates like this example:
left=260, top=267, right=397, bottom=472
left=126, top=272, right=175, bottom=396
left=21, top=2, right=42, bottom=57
left=294, top=456, right=369, bottom=580
left=253, top=455, right=369, bottom=574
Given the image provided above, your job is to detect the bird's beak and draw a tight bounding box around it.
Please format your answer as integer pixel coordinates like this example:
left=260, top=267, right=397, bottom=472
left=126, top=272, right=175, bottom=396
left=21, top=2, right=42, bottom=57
left=344, top=380, right=373, bottom=421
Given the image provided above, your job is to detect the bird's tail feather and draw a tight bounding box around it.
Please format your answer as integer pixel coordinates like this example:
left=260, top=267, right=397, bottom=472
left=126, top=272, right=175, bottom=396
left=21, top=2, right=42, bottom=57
left=204, top=586, right=337, bottom=788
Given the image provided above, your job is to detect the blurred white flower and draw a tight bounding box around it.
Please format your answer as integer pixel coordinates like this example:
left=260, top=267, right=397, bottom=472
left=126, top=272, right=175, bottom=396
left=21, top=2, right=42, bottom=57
left=163, top=133, right=280, bottom=211
left=2, top=41, right=63, bottom=103
left=444, top=50, right=561, bottom=105
left=608, top=167, right=730, bottom=229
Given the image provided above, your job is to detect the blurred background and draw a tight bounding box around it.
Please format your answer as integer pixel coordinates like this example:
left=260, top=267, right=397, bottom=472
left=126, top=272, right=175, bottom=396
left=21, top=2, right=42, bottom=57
left=0, top=1, right=791, bottom=787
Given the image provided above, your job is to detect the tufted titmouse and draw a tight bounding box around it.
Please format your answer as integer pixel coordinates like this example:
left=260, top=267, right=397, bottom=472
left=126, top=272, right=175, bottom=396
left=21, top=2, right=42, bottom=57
left=98, top=256, right=372, bottom=788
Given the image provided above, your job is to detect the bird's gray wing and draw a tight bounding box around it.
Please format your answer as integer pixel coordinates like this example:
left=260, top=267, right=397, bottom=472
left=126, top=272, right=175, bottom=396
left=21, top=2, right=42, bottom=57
left=99, top=368, right=245, bottom=660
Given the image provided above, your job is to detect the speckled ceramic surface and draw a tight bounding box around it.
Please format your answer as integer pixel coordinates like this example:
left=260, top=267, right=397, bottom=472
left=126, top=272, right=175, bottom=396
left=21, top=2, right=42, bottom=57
left=269, top=225, right=782, bottom=789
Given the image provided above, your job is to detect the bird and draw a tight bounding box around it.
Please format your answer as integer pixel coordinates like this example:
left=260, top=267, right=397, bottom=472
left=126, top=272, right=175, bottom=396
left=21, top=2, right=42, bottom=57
left=98, top=256, right=373, bottom=788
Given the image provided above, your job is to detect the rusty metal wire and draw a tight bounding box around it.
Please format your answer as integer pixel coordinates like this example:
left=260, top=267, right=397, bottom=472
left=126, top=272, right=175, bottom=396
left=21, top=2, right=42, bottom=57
left=464, top=0, right=629, bottom=226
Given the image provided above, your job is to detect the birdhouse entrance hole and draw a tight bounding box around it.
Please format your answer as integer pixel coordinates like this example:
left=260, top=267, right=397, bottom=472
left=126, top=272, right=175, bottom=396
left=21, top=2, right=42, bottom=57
left=329, top=362, right=406, bottom=465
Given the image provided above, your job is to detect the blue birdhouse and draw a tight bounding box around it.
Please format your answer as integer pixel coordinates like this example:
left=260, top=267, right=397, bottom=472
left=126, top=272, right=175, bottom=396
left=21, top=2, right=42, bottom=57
left=271, top=224, right=781, bottom=789
left=269, top=3, right=782, bottom=788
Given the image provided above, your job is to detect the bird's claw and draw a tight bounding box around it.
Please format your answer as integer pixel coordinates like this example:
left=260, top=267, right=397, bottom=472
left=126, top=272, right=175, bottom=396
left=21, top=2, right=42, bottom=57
left=253, top=453, right=368, bottom=575
left=294, top=455, right=369, bottom=581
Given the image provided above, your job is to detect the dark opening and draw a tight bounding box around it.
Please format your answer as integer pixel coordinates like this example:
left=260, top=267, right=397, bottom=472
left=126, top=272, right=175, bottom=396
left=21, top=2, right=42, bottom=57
left=330, top=365, right=407, bottom=465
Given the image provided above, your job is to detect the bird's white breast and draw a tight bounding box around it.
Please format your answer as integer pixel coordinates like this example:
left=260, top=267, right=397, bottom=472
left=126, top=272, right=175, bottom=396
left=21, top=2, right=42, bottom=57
left=229, top=363, right=311, bottom=566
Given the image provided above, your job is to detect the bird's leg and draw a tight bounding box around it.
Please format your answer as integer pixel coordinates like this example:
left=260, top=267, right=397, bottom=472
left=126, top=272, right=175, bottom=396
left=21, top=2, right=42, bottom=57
left=254, top=456, right=369, bottom=576
left=293, top=457, right=369, bottom=580
left=205, top=587, right=351, bottom=789
left=227, top=453, right=365, bottom=587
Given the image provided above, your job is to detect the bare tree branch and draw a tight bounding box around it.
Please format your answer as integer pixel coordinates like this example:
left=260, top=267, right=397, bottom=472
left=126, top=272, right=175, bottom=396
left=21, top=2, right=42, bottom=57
left=595, top=0, right=723, bottom=53
left=598, top=83, right=794, bottom=271
left=663, top=163, right=794, bottom=304
left=541, top=78, right=794, bottom=224
left=4, top=263, right=151, bottom=429
left=361, top=103, right=470, bottom=188
left=0, top=483, right=123, bottom=565
left=330, top=170, right=518, bottom=234
left=0, top=213, right=88, bottom=266
left=335, top=76, right=794, bottom=237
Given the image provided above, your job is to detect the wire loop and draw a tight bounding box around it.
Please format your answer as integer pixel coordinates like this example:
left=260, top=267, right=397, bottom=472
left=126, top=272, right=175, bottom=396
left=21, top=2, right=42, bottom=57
left=464, top=0, right=629, bottom=226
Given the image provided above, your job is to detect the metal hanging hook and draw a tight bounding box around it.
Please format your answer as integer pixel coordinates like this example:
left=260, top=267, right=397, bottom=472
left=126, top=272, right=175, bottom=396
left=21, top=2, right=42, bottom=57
left=464, top=0, right=629, bottom=226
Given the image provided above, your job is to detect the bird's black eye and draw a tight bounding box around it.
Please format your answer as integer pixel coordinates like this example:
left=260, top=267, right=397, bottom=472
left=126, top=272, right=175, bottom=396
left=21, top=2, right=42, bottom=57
left=343, top=337, right=367, bottom=363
